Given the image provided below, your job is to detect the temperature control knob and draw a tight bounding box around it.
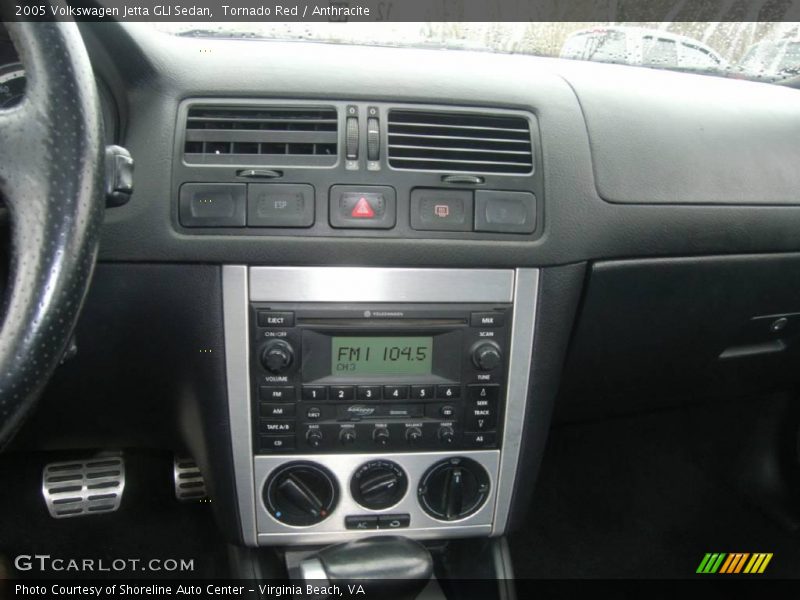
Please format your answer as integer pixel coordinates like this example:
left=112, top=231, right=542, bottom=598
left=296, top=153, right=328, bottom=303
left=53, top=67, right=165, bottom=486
left=351, top=460, right=408, bottom=510
left=261, top=340, right=294, bottom=374
left=264, top=462, right=338, bottom=526
left=471, top=341, right=502, bottom=372
left=418, top=457, right=490, bottom=522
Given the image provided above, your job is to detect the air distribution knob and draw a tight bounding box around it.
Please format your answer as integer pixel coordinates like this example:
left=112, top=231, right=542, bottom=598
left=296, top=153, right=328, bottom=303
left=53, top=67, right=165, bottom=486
left=471, top=341, right=502, bottom=371
left=351, top=460, right=408, bottom=510
left=261, top=340, right=294, bottom=374
left=418, top=457, right=490, bottom=521
left=264, top=462, right=338, bottom=526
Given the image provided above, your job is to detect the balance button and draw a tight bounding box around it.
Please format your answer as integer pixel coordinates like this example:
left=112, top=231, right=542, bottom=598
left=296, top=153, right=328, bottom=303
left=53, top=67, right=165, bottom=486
left=302, top=386, right=328, bottom=401
left=468, top=384, right=499, bottom=402
left=357, top=386, right=382, bottom=401
left=260, top=435, right=295, bottom=451
left=259, top=386, right=296, bottom=402
left=261, top=421, right=295, bottom=434
left=330, top=386, right=355, bottom=401
left=378, top=514, right=410, bottom=529
left=260, top=403, right=296, bottom=419
left=411, top=385, right=435, bottom=400
left=345, top=515, right=379, bottom=530
left=257, top=311, right=295, bottom=327
left=247, top=184, right=314, bottom=228
left=437, top=385, right=461, bottom=399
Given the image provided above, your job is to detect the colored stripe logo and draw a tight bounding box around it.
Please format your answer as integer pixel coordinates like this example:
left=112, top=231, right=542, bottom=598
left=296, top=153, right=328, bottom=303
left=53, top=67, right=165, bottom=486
left=696, top=553, right=773, bottom=574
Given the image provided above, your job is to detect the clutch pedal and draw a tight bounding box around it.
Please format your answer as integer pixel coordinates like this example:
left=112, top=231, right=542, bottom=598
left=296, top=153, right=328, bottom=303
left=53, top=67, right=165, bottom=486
left=173, top=456, right=208, bottom=501
left=42, top=453, right=125, bottom=518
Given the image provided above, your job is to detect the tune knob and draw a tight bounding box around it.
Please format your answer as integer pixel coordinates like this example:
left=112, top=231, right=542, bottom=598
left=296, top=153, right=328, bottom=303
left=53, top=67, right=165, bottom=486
left=418, top=457, right=490, bottom=521
left=372, top=426, right=390, bottom=446
left=351, top=460, right=408, bottom=510
left=264, top=462, right=338, bottom=526
left=260, top=340, right=294, bottom=374
left=471, top=341, right=502, bottom=372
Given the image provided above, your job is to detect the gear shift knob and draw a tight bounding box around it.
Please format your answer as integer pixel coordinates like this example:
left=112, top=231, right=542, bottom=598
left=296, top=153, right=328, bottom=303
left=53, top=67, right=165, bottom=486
left=298, top=536, right=433, bottom=600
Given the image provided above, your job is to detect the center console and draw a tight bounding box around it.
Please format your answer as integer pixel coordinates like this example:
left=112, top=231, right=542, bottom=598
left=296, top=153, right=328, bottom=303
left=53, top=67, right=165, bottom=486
left=222, top=267, right=538, bottom=545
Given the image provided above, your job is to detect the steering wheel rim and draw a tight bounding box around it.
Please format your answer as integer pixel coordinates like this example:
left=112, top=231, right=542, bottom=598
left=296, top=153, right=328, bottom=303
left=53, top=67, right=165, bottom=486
left=0, top=20, right=105, bottom=445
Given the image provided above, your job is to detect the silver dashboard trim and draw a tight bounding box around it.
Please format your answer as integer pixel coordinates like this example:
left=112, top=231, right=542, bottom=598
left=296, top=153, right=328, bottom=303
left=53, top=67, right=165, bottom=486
left=222, top=265, right=258, bottom=546
left=224, top=266, right=539, bottom=546
left=492, top=268, right=539, bottom=534
left=249, top=267, right=515, bottom=303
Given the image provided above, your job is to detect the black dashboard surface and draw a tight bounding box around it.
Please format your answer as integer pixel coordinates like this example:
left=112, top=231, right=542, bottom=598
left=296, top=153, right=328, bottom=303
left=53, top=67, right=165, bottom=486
left=77, top=23, right=800, bottom=268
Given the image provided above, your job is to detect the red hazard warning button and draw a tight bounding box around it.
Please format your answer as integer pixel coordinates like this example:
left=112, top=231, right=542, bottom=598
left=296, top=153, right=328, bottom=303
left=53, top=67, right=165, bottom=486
left=351, top=196, right=375, bottom=218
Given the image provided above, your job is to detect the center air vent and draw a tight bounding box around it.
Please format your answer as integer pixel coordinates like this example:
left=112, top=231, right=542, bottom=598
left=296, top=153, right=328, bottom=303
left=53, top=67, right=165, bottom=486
left=183, top=105, right=338, bottom=166
left=387, top=109, right=533, bottom=174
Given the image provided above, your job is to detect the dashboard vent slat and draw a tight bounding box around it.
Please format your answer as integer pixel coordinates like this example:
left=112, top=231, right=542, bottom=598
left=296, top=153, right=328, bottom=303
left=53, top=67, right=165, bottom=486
left=388, top=109, right=533, bottom=174
left=183, top=105, right=338, bottom=166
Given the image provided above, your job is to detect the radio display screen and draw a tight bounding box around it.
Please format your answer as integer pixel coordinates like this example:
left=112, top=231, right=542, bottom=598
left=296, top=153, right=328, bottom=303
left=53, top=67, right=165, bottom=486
left=332, top=336, right=433, bottom=376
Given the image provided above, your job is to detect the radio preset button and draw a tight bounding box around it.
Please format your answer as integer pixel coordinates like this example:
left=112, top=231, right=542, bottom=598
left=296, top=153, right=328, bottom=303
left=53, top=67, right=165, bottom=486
left=411, top=385, right=434, bottom=400
left=437, top=385, right=460, bottom=399
left=259, top=386, right=295, bottom=402
left=383, top=385, right=409, bottom=400
left=357, top=385, right=382, bottom=401
left=330, top=386, right=355, bottom=401
left=260, top=403, right=296, bottom=419
left=302, top=386, right=328, bottom=401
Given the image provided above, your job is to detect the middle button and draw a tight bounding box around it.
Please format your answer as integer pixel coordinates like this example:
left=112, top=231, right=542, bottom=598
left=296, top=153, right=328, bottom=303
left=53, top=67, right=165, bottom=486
left=329, top=185, right=396, bottom=229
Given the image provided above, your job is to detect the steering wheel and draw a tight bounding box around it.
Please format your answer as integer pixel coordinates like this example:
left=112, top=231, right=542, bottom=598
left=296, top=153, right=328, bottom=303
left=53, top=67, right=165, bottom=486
left=0, top=20, right=105, bottom=445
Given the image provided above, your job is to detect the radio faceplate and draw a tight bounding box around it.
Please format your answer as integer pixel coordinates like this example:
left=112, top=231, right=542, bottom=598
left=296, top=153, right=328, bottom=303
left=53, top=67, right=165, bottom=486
left=249, top=303, right=512, bottom=454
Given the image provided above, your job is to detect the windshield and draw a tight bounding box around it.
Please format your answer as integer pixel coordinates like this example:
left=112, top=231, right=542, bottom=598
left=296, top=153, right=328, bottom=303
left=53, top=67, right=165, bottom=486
left=155, top=22, right=800, bottom=83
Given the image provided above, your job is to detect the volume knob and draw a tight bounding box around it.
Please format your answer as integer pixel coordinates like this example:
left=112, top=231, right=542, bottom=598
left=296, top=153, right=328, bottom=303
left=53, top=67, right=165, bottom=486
left=471, top=342, right=502, bottom=372
left=261, top=340, right=294, bottom=374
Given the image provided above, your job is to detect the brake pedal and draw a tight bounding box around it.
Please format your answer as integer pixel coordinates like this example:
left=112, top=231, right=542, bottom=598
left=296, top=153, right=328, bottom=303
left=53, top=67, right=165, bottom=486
left=42, top=453, right=125, bottom=518
left=173, top=456, right=207, bottom=501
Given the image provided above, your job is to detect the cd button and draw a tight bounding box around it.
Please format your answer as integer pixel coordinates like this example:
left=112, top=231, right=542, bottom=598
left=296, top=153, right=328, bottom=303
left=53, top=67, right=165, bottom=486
left=260, top=435, right=295, bottom=451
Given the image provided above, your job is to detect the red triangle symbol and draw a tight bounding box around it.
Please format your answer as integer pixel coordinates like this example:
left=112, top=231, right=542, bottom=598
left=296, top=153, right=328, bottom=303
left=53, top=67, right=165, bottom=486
left=351, top=197, right=375, bottom=218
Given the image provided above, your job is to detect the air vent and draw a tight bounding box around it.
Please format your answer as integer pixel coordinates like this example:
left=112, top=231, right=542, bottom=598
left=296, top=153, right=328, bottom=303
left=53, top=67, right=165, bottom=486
left=183, top=105, right=338, bottom=166
left=387, top=109, right=533, bottom=174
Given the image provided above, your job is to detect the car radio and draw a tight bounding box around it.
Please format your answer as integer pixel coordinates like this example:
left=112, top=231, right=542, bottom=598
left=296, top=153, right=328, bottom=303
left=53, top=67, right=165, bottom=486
left=249, top=303, right=512, bottom=455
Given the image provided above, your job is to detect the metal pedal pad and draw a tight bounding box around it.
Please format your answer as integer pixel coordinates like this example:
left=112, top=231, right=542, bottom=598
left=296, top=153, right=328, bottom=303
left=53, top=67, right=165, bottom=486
left=42, top=453, right=125, bottom=519
left=173, top=456, right=208, bottom=501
